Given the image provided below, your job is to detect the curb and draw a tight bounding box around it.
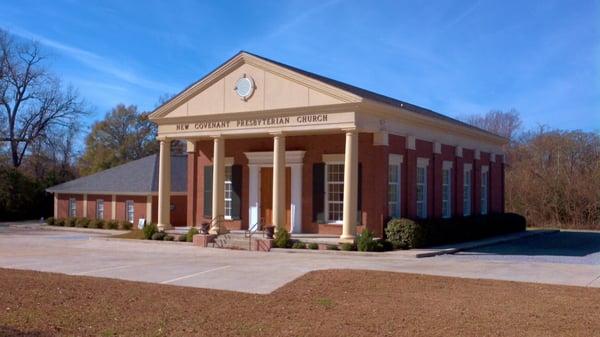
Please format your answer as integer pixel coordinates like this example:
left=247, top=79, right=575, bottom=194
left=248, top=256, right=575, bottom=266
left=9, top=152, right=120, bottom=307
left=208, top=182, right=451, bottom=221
left=413, top=229, right=560, bottom=258
left=91, top=236, right=194, bottom=246
left=40, top=225, right=128, bottom=235
left=269, top=247, right=385, bottom=257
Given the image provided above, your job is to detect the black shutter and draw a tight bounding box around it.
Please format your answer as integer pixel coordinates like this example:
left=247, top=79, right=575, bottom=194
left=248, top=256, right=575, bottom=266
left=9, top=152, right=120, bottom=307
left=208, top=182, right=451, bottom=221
left=203, top=165, right=213, bottom=218
left=312, top=163, right=325, bottom=222
left=231, top=164, right=242, bottom=220
left=357, top=162, right=362, bottom=224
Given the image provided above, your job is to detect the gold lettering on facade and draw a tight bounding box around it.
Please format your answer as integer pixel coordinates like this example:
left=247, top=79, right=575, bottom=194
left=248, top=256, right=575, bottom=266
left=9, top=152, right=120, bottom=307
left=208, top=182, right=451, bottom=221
left=172, top=114, right=330, bottom=132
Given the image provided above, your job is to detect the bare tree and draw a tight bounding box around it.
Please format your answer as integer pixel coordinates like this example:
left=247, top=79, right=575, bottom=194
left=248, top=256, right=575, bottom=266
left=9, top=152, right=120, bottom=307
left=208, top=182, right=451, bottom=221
left=462, top=109, right=522, bottom=141
left=0, top=29, right=86, bottom=168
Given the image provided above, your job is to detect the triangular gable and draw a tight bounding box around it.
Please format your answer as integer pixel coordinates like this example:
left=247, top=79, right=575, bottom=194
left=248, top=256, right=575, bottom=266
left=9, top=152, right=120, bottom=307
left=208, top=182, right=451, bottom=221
left=150, top=52, right=362, bottom=119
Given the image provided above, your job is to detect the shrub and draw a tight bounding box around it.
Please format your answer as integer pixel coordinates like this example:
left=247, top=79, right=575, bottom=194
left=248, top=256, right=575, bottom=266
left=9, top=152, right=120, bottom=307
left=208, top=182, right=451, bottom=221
left=178, top=234, right=187, bottom=242
left=375, top=239, right=394, bottom=252
left=186, top=227, right=199, bottom=242
left=164, top=235, right=175, bottom=241
left=119, top=221, right=133, bottom=230
left=65, top=217, right=77, bottom=227
left=356, top=229, right=379, bottom=252
left=142, top=223, right=158, bottom=240
left=385, top=218, right=406, bottom=249
left=291, top=241, right=306, bottom=249
left=88, top=219, right=104, bottom=229
left=273, top=227, right=291, bottom=248
left=340, top=243, right=356, bottom=251
left=54, top=218, right=65, bottom=227
left=326, top=244, right=339, bottom=251
left=105, top=220, right=119, bottom=230
left=76, top=217, right=90, bottom=228
left=151, top=232, right=166, bottom=240
left=308, top=242, right=319, bottom=250
left=45, top=217, right=55, bottom=226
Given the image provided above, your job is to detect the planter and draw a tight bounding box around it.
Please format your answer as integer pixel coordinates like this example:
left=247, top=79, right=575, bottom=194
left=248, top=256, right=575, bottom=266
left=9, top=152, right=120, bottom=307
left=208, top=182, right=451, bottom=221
left=264, top=225, right=275, bottom=239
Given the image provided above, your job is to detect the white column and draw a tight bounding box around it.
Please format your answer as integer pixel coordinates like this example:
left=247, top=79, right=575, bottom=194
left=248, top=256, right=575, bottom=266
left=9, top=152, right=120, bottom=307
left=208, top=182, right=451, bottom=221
left=290, top=163, right=303, bottom=234
left=340, top=129, right=358, bottom=243
left=157, top=138, right=171, bottom=231
left=54, top=193, right=58, bottom=218
left=248, top=164, right=260, bottom=231
left=146, top=195, right=153, bottom=225
left=209, top=136, right=227, bottom=234
left=272, top=133, right=286, bottom=228
left=82, top=194, right=88, bottom=217
left=111, top=194, right=116, bottom=220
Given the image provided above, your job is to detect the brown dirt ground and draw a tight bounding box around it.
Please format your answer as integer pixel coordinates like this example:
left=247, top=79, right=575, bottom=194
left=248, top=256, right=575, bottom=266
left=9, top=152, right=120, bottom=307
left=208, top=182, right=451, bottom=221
left=1, top=268, right=599, bottom=337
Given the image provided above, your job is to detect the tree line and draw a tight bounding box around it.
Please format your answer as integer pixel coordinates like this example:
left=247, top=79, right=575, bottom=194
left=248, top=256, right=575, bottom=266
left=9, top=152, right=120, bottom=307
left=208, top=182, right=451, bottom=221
left=1, top=29, right=598, bottom=228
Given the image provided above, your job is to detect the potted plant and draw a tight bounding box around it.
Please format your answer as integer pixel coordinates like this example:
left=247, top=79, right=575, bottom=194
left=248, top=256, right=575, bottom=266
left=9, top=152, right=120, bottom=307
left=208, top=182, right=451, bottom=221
left=264, top=225, right=275, bottom=239
left=200, top=222, right=210, bottom=234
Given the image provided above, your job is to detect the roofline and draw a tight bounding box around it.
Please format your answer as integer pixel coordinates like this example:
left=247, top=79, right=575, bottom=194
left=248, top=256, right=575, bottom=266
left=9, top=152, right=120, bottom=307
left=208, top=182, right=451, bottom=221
left=46, top=190, right=187, bottom=196
left=150, top=50, right=508, bottom=143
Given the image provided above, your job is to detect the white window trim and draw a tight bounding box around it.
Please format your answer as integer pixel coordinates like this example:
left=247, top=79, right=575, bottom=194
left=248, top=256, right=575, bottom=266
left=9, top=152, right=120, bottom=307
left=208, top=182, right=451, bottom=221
left=442, top=161, right=453, bottom=218
left=416, top=158, right=429, bottom=219
left=125, top=200, right=134, bottom=223
left=69, top=198, right=77, bottom=217
left=463, top=164, right=472, bottom=216
left=388, top=154, right=403, bottom=218
left=324, top=156, right=345, bottom=225
left=481, top=165, right=489, bottom=215
left=96, top=199, right=104, bottom=220
left=224, top=164, right=233, bottom=220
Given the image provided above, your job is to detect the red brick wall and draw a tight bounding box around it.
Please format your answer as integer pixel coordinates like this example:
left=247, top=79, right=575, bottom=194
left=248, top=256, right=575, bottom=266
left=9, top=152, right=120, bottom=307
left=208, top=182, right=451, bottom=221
left=151, top=195, right=187, bottom=227
left=86, top=194, right=113, bottom=220
left=187, top=132, right=506, bottom=236
left=57, top=194, right=83, bottom=218
left=116, top=195, right=146, bottom=224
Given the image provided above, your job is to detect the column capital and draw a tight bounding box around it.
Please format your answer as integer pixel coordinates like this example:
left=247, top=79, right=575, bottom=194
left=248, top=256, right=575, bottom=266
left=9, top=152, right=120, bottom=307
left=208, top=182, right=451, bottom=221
left=157, top=135, right=170, bottom=142
left=186, top=140, right=196, bottom=153
left=341, top=127, right=358, bottom=134
left=269, top=131, right=285, bottom=137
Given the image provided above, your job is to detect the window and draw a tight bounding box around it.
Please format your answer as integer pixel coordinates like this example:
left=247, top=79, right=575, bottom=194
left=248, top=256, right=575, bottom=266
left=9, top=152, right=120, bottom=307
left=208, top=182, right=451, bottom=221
left=463, top=165, right=472, bottom=216
left=69, top=198, right=77, bottom=217
left=325, top=163, right=344, bottom=223
left=481, top=166, right=489, bottom=215
left=388, top=154, right=402, bottom=218
left=224, top=165, right=232, bottom=219
left=125, top=200, right=134, bottom=223
left=442, top=162, right=452, bottom=218
left=96, top=199, right=104, bottom=219
left=416, top=158, right=429, bottom=219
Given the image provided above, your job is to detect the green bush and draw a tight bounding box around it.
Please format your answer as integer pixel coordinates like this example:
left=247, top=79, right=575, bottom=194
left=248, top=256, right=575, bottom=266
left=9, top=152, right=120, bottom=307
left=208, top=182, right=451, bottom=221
left=308, top=242, right=319, bottom=250
left=45, top=217, right=55, bottom=226
left=385, top=213, right=527, bottom=249
left=65, top=217, right=77, bottom=227
left=164, top=235, right=175, bottom=241
left=291, top=241, right=306, bottom=249
left=186, top=227, right=199, bottom=242
left=178, top=234, right=187, bottom=242
left=105, top=220, right=119, bottom=230
left=326, top=244, right=339, bottom=251
left=75, top=217, right=90, bottom=228
left=375, top=239, right=394, bottom=252
left=273, top=227, right=292, bottom=248
left=87, top=219, right=103, bottom=229
left=142, top=223, right=158, bottom=240
left=151, top=232, right=166, bottom=240
left=119, top=221, right=133, bottom=230
left=54, top=218, right=65, bottom=226
left=356, top=229, right=379, bottom=252
left=340, top=243, right=356, bottom=251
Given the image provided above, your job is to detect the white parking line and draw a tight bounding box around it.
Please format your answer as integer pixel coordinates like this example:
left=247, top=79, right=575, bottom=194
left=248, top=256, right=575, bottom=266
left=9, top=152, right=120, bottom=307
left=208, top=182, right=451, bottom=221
left=160, top=265, right=231, bottom=284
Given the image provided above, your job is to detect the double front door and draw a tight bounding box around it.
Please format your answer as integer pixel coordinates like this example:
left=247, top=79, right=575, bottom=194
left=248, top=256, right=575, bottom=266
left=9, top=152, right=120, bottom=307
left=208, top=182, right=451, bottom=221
left=260, top=167, right=291, bottom=231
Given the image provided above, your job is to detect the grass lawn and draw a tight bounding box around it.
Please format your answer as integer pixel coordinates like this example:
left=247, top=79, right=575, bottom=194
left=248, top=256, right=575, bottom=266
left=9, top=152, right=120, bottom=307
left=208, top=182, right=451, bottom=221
left=1, top=269, right=599, bottom=337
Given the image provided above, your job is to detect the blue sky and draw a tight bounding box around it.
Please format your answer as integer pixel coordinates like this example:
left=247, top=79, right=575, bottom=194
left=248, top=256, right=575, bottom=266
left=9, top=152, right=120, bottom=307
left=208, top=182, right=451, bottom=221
left=2, top=0, right=599, bottom=132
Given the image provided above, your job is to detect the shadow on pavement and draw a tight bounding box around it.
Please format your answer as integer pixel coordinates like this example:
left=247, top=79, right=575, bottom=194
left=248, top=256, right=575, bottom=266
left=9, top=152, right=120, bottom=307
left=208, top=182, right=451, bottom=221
left=464, top=231, right=600, bottom=257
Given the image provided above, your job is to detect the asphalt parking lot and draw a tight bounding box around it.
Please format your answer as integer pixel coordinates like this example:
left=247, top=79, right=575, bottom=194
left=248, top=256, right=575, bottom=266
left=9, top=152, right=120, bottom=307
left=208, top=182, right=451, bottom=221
left=1, top=224, right=599, bottom=293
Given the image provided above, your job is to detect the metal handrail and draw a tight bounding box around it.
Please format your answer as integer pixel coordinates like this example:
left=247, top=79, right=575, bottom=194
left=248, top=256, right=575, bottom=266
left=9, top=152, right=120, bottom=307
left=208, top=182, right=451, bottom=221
left=245, top=218, right=264, bottom=250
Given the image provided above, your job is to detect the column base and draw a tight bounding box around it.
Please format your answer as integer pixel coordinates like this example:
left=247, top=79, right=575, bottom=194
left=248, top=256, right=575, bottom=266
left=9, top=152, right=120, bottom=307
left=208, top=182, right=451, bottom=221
left=157, top=223, right=172, bottom=232
left=338, top=235, right=355, bottom=244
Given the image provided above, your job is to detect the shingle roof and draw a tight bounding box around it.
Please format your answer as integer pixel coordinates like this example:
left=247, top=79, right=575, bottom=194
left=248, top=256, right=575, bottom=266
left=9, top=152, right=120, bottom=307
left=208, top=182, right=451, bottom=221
left=46, top=155, right=187, bottom=194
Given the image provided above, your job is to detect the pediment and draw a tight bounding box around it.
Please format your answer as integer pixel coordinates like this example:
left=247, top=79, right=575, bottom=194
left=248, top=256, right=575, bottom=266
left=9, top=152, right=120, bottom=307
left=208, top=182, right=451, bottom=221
left=151, top=52, right=362, bottom=120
